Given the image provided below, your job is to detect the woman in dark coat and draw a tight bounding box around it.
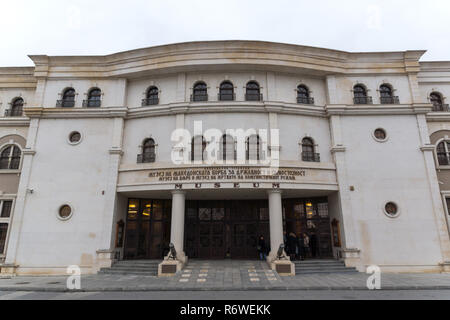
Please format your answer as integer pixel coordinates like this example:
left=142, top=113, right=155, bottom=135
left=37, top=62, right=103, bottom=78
left=257, top=235, right=267, bottom=260
left=287, top=232, right=298, bottom=260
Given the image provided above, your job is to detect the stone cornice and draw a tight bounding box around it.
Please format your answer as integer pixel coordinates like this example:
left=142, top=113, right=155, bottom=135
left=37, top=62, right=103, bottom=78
left=10, top=102, right=437, bottom=121
left=0, top=118, right=31, bottom=127
left=426, top=112, right=450, bottom=122
left=326, top=104, right=430, bottom=116
left=23, top=107, right=128, bottom=119
left=19, top=41, right=427, bottom=79
left=126, top=101, right=328, bottom=119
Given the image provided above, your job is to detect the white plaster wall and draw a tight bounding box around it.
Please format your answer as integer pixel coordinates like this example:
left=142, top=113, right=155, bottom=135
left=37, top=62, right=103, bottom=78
left=334, top=75, right=413, bottom=105
left=340, top=115, right=443, bottom=266
left=41, top=79, right=126, bottom=108
left=121, top=115, right=176, bottom=166
left=274, top=74, right=327, bottom=105
left=185, top=72, right=268, bottom=102
left=419, top=83, right=450, bottom=105
left=0, top=88, right=34, bottom=113
left=126, top=75, right=178, bottom=108
left=14, top=118, right=114, bottom=271
left=277, top=114, right=332, bottom=162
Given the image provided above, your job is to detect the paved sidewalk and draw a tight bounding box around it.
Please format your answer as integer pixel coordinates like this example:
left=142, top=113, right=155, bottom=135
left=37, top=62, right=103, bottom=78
left=1, top=260, right=450, bottom=292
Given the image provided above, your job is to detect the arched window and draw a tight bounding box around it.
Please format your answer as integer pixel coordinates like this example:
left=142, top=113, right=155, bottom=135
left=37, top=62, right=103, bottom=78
left=297, top=85, right=313, bottom=104
left=143, top=86, right=159, bottom=106
left=137, top=138, right=156, bottom=163
left=83, top=88, right=101, bottom=107
left=379, top=84, right=399, bottom=104
left=191, top=136, right=206, bottom=161
left=353, top=85, right=372, bottom=104
left=220, top=134, right=235, bottom=161
left=437, top=141, right=450, bottom=165
left=245, top=81, right=262, bottom=101
left=7, top=98, right=24, bottom=117
left=246, top=134, right=262, bottom=161
left=219, top=81, right=234, bottom=101
left=191, top=82, right=208, bottom=102
left=301, top=137, right=320, bottom=162
left=0, top=145, right=21, bottom=169
left=430, top=92, right=445, bottom=111
left=58, top=88, right=76, bottom=107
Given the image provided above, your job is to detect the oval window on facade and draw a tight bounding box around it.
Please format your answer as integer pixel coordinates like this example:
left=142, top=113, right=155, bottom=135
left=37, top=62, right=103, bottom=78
left=68, top=131, right=82, bottom=144
left=384, top=202, right=398, bottom=217
left=58, top=204, right=73, bottom=220
left=373, top=128, right=387, bottom=141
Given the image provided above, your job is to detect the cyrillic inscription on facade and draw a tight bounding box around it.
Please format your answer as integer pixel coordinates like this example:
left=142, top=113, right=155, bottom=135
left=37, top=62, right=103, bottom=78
left=148, top=167, right=306, bottom=182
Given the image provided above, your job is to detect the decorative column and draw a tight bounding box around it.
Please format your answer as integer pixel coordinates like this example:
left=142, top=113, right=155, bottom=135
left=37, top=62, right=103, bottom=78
left=159, top=190, right=187, bottom=276
left=170, top=190, right=187, bottom=261
left=267, top=190, right=284, bottom=260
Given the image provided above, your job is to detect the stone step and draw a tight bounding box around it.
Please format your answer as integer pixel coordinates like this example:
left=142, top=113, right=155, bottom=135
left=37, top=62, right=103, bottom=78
left=295, top=266, right=357, bottom=272
left=295, top=267, right=358, bottom=273
left=99, top=268, right=158, bottom=276
left=295, top=269, right=358, bottom=275
left=107, top=266, right=158, bottom=272
left=113, top=263, right=160, bottom=268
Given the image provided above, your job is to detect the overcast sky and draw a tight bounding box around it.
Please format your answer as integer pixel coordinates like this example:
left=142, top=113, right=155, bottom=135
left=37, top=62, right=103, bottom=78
left=1, top=0, right=449, bottom=66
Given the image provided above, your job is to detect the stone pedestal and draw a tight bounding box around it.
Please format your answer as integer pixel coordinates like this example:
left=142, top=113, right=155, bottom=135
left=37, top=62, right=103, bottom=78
left=269, top=259, right=295, bottom=276
left=95, top=249, right=114, bottom=272
left=440, top=261, right=450, bottom=272
left=158, top=257, right=187, bottom=277
left=0, top=263, right=18, bottom=276
left=341, top=248, right=361, bottom=269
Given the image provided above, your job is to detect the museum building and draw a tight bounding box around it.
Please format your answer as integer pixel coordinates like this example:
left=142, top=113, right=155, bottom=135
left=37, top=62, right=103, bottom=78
left=1, top=40, right=450, bottom=275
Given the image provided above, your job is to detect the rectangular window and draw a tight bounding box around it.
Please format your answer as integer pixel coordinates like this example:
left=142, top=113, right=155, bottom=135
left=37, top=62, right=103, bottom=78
left=1, top=200, right=12, bottom=218
left=446, top=198, right=450, bottom=215
left=0, top=223, right=8, bottom=254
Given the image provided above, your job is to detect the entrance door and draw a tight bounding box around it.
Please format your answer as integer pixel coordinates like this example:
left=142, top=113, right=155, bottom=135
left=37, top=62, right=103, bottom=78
left=184, top=200, right=269, bottom=259
left=283, top=198, right=332, bottom=258
left=123, top=199, right=171, bottom=259
left=231, top=222, right=258, bottom=258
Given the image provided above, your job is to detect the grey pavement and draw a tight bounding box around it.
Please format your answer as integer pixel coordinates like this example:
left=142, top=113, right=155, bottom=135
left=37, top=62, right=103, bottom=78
left=1, top=260, right=450, bottom=292
left=1, top=290, right=450, bottom=300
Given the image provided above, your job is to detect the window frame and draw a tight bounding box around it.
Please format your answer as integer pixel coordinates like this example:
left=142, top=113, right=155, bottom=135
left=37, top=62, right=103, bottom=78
left=245, top=81, right=262, bottom=101
left=140, top=138, right=156, bottom=163
left=0, top=199, right=15, bottom=256
left=435, top=139, right=450, bottom=167
left=8, top=97, right=24, bottom=117
left=430, top=92, right=445, bottom=111
left=192, top=82, right=208, bottom=102
left=84, top=87, right=102, bottom=108
left=0, top=144, right=22, bottom=170
left=219, top=81, right=235, bottom=101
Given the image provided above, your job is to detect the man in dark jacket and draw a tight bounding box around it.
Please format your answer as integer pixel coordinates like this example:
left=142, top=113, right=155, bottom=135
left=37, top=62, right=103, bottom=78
left=257, top=235, right=267, bottom=260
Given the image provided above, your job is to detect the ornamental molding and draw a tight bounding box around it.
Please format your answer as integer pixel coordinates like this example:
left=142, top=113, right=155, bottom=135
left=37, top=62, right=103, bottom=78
left=23, top=107, right=128, bottom=119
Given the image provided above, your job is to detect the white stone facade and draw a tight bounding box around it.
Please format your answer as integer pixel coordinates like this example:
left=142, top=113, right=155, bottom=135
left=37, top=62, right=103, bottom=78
left=0, top=41, right=450, bottom=275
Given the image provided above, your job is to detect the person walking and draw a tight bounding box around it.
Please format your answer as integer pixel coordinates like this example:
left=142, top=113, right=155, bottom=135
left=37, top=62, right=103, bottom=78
left=257, top=235, right=267, bottom=260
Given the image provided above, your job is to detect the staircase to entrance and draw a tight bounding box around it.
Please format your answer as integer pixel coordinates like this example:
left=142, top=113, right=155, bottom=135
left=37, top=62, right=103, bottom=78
left=99, top=260, right=159, bottom=276
left=294, top=259, right=358, bottom=274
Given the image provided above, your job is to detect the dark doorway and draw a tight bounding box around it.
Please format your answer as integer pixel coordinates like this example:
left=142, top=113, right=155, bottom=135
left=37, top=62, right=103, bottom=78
left=283, top=198, right=332, bottom=258
left=185, top=200, right=270, bottom=259
left=123, top=199, right=171, bottom=259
